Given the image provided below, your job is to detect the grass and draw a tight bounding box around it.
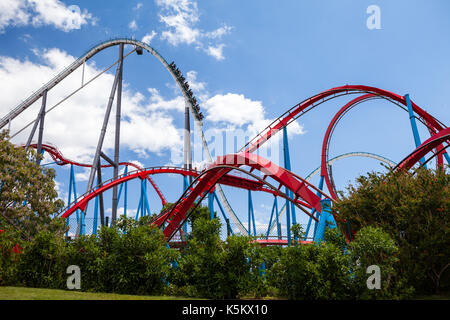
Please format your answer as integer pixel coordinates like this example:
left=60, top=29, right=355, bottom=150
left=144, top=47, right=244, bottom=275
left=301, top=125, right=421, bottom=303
left=1, top=286, right=448, bottom=300
left=0, top=286, right=195, bottom=300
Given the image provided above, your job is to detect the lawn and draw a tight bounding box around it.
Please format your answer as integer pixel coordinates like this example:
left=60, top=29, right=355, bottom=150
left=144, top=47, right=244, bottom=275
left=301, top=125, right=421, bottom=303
left=0, top=286, right=194, bottom=300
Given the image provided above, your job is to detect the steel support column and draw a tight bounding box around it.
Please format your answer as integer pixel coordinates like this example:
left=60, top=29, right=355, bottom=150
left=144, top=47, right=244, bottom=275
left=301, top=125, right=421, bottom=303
left=208, top=192, right=214, bottom=220
left=405, top=94, right=427, bottom=167
left=248, top=190, right=256, bottom=236
left=25, top=90, right=47, bottom=152
left=283, top=126, right=296, bottom=244
left=313, top=199, right=336, bottom=242
left=112, top=44, right=124, bottom=224
left=77, top=55, right=123, bottom=236
left=305, top=175, right=324, bottom=240
left=266, top=196, right=278, bottom=239
left=36, top=90, right=47, bottom=165
left=184, top=103, right=192, bottom=182
left=97, top=161, right=105, bottom=227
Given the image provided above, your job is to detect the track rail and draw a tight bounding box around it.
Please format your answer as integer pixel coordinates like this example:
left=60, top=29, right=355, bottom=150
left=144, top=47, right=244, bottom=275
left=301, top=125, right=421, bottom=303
left=1, top=37, right=246, bottom=234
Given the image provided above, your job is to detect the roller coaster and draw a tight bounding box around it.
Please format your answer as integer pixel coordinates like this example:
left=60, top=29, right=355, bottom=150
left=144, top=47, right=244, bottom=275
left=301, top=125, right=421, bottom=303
left=1, top=38, right=449, bottom=246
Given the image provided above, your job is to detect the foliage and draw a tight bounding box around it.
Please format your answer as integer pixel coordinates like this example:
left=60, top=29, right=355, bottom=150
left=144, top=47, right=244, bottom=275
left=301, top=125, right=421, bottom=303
left=348, top=226, right=414, bottom=299
left=268, top=241, right=352, bottom=300
left=290, top=223, right=305, bottom=244
left=323, top=227, right=347, bottom=253
left=0, top=229, right=22, bottom=285
left=171, top=215, right=264, bottom=299
left=335, top=167, right=450, bottom=294
left=4, top=216, right=177, bottom=296
left=0, top=131, right=65, bottom=239
left=70, top=217, right=178, bottom=295
left=15, top=231, right=67, bottom=289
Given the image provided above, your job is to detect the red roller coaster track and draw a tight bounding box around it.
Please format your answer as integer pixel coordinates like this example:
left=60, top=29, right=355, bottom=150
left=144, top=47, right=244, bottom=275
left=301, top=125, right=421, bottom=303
left=242, top=85, right=445, bottom=154
left=29, top=86, right=450, bottom=242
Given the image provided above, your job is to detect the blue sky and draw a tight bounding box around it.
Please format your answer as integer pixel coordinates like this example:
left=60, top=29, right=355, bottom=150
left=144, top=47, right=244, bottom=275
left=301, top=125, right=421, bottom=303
left=0, top=0, right=449, bottom=234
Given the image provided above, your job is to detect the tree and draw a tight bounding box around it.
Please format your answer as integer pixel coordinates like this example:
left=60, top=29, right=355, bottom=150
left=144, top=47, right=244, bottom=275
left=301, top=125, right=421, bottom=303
left=0, top=131, right=65, bottom=238
left=335, top=167, right=450, bottom=294
left=348, top=226, right=413, bottom=299
left=171, top=215, right=262, bottom=299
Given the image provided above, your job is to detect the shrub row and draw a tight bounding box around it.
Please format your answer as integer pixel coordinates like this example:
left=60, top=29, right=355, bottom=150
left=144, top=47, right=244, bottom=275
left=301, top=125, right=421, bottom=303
left=0, top=216, right=414, bottom=299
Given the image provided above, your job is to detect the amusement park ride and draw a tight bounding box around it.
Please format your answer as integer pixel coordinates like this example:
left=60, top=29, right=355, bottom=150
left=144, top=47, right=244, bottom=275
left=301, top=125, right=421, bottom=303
left=1, top=38, right=449, bottom=247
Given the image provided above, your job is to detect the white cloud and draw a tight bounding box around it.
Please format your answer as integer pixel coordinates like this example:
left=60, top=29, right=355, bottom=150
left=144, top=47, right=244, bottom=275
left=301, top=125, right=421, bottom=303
left=0, top=0, right=96, bottom=33
left=0, top=48, right=183, bottom=164
left=155, top=0, right=232, bottom=60
left=186, top=70, right=206, bottom=93
left=146, top=88, right=185, bottom=112
left=141, top=30, right=157, bottom=44
left=157, top=0, right=200, bottom=46
left=205, top=44, right=225, bottom=61
left=205, top=25, right=233, bottom=39
left=128, top=19, right=138, bottom=31
left=203, top=93, right=265, bottom=127
left=0, top=0, right=29, bottom=31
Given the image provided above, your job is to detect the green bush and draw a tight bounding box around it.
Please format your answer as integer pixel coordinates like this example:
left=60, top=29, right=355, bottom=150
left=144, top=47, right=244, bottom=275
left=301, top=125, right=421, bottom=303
left=336, top=167, right=450, bottom=294
left=171, top=216, right=265, bottom=299
left=348, top=226, right=414, bottom=299
left=74, top=219, right=178, bottom=295
left=8, top=216, right=177, bottom=296
left=0, top=228, right=22, bottom=285
left=15, top=230, right=67, bottom=289
left=268, top=241, right=352, bottom=300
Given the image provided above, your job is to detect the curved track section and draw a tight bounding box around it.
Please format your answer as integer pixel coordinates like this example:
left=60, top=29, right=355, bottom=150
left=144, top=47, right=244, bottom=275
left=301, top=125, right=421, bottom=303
left=242, top=85, right=445, bottom=154
left=306, top=152, right=396, bottom=181
left=0, top=38, right=199, bottom=127
left=320, top=94, right=402, bottom=199
left=1, top=37, right=246, bottom=234
left=28, top=143, right=167, bottom=206
left=266, top=151, right=396, bottom=237
left=60, top=164, right=313, bottom=220
left=158, top=153, right=332, bottom=240
left=395, top=127, right=450, bottom=171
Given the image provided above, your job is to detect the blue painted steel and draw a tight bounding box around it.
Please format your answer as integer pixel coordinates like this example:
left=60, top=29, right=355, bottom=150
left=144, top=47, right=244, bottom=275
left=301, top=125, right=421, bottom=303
left=124, top=166, right=128, bottom=217
left=282, top=126, right=297, bottom=244
left=274, top=197, right=281, bottom=239
left=116, top=168, right=125, bottom=207
left=213, top=191, right=233, bottom=235
left=183, top=176, right=189, bottom=233
left=208, top=192, right=215, bottom=220
left=444, top=152, right=450, bottom=165
left=266, top=196, right=281, bottom=239
left=135, top=199, right=141, bottom=221
left=313, top=199, right=336, bottom=242
left=142, top=179, right=151, bottom=216
left=248, top=190, right=256, bottom=236
left=116, top=165, right=128, bottom=217
left=259, top=261, right=266, bottom=277
left=66, top=164, right=80, bottom=236
left=80, top=210, right=85, bottom=235
left=93, top=195, right=99, bottom=235
left=405, top=94, right=427, bottom=167
left=305, top=175, right=325, bottom=240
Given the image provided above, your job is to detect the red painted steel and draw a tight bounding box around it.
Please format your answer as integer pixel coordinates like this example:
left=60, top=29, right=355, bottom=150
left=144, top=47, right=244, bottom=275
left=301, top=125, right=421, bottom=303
left=160, top=153, right=328, bottom=239
left=29, top=143, right=168, bottom=206
left=397, top=127, right=450, bottom=171
left=320, top=94, right=375, bottom=199
left=244, top=85, right=444, bottom=154
left=60, top=163, right=315, bottom=221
